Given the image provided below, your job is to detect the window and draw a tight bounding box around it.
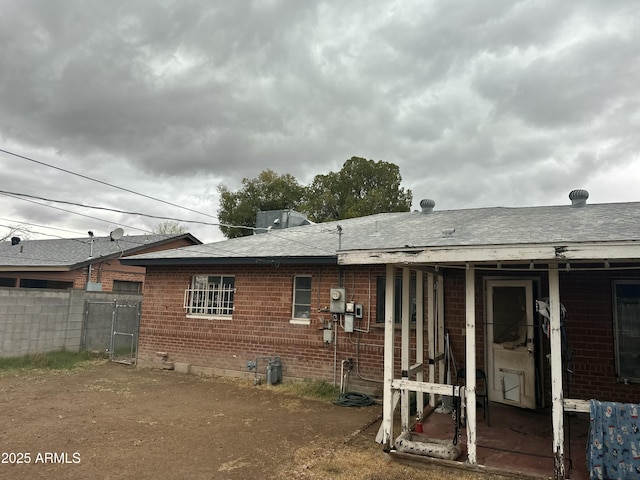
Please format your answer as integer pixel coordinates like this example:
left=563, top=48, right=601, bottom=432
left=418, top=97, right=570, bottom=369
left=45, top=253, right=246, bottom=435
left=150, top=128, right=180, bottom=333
left=376, top=274, right=416, bottom=323
left=292, top=276, right=312, bottom=321
left=613, top=281, right=640, bottom=382
left=113, top=280, right=142, bottom=293
left=184, top=275, right=235, bottom=317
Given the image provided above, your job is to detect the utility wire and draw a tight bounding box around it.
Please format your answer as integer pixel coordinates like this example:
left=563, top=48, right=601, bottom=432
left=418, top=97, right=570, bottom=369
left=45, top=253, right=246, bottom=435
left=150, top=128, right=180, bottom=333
left=0, top=147, right=218, bottom=220
left=1, top=192, right=153, bottom=234
left=1, top=190, right=338, bottom=256
left=0, top=217, right=86, bottom=236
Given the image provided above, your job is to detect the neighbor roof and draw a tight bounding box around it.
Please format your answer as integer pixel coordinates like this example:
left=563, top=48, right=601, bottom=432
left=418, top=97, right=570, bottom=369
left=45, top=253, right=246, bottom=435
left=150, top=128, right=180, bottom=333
left=120, top=200, right=640, bottom=267
left=0, top=233, right=201, bottom=271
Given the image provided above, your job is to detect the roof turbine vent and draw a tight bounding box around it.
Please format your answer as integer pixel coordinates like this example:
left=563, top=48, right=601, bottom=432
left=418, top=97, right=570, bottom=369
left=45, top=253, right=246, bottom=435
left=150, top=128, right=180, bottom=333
left=569, top=189, right=589, bottom=207
left=420, top=198, right=436, bottom=214
left=11, top=236, right=21, bottom=245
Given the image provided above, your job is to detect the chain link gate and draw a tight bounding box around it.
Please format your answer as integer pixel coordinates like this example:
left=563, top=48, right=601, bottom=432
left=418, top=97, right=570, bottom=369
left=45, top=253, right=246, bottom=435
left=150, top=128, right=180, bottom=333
left=82, top=299, right=141, bottom=365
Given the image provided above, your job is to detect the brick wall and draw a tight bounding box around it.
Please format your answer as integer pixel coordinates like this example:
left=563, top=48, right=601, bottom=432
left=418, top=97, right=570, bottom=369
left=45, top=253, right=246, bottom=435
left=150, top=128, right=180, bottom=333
left=139, top=264, right=433, bottom=394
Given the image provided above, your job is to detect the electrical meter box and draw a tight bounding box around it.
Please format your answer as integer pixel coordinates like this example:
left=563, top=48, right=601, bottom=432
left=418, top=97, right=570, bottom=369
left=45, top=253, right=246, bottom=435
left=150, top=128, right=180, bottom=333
left=329, top=288, right=346, bottom=313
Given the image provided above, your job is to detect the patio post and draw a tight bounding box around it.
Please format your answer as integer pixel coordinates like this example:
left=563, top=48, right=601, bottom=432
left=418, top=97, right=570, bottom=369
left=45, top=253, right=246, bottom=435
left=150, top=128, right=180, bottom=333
left=401, top=267, right=411, bottom=432
left=465, top=264, right=477, bottom=464
left=427, top=272, right=436, bottom=407
left=548, top=264, right=565, bottom=479
left=381, top=264, right=396, bottom=449
left=415, top=270, right=425, bottom=416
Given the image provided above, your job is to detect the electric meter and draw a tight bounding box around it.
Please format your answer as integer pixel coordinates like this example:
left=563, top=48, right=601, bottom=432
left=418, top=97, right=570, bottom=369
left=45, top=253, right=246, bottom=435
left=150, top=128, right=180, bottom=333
left=329, top=288, right=346, bottom=313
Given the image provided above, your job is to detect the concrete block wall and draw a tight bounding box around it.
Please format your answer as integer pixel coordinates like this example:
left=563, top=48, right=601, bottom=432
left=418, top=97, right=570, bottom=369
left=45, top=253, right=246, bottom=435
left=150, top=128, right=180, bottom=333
left=0, top=288, right=142, bottom=358
left=0, top=288, right=84, bottom=357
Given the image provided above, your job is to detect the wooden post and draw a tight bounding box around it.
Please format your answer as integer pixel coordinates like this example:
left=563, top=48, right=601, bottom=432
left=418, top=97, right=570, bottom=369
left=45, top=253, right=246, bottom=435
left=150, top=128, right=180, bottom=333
left=401, top=267, right=411, bottom=432
left=416, top=270, right=425, bottom=416
left=465, top=265, right=477, bottom=464
left=382, top=264, right=396, bottom=449
left=427, top=272, right=436, bottom=406
left=548, top=265, right=566, bottom=479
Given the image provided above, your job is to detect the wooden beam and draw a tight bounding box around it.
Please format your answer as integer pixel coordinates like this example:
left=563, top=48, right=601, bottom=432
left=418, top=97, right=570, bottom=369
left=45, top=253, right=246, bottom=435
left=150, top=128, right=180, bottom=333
left=391, top=379, right=462, bottom=397
left=338, top=241, right=640, bottom=266
left=563, top=398, right=590, bottom=413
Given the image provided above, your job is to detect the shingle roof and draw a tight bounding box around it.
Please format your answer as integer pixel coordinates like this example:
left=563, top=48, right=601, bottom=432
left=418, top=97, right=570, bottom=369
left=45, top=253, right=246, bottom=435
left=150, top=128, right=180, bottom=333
left=0, top=233, right=201, bottom=270
left=121, top=201, right=640, bottom=266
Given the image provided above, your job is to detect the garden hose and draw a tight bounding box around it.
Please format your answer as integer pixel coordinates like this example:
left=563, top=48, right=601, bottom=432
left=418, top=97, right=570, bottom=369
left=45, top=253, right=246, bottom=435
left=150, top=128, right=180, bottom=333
left=334, top=392, right=375, bottom=407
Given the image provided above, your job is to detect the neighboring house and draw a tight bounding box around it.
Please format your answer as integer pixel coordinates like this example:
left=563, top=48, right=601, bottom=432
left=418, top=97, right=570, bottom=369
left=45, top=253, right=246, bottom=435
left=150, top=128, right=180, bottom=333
left=0, top=233, right=201, bottom=292
left=122, top=191, right=640, bottom=480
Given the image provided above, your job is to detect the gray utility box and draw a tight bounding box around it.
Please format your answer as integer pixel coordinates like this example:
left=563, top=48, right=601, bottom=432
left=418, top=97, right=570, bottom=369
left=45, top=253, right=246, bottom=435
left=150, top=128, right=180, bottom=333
left=266, top=357, right=282, bottom=385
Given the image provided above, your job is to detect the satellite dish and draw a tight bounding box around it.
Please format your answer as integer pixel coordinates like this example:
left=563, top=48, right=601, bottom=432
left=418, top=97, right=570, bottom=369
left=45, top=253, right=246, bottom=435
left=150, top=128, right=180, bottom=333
left=110, top=228, right=124, bottom=241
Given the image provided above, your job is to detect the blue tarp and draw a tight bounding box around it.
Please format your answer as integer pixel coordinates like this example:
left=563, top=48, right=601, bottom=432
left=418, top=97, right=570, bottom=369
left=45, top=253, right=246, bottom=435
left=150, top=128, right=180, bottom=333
left=587, top=400, right=640, bottom=479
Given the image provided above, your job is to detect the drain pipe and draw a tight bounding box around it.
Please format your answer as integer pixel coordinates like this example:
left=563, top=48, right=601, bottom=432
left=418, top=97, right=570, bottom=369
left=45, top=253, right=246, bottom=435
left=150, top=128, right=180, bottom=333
left=333, top=314, right=338, bottom=387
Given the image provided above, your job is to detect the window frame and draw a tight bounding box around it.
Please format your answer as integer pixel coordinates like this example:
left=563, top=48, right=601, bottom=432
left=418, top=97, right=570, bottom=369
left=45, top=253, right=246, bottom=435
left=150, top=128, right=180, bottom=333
left=184, top=274, right=235, bottom=320
left=291, top=275, right=312, bottom=324
left=612, top=279, right=640, bottom=383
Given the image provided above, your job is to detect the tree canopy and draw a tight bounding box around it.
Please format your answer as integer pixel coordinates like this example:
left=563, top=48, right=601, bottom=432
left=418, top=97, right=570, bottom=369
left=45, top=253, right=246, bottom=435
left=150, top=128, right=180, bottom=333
left=216, top=157, right=412, bottom=238
left=217, top=170, right=305, bottom=238
left=302, top=157, right=412, bottom=222
left=153, top=221, right=188, bottom=235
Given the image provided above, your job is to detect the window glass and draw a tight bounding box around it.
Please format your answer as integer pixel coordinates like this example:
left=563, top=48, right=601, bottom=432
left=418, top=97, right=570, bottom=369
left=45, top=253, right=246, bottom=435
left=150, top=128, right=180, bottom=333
left=614, top=281, right=640, bottom=381
left=376, top=274, right=416, bottom=323
left=293, top=276, right=312, bottom=319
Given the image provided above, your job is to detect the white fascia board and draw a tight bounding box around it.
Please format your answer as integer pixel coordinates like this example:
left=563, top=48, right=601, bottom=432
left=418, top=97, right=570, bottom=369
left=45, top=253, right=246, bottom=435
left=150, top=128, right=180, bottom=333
left=338, top=241, right=640, bottom=266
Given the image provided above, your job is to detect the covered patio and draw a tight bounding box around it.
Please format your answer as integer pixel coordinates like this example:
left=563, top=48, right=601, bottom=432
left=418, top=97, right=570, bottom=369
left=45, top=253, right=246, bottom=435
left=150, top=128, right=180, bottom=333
left=338, top=193, right=640, bottom=479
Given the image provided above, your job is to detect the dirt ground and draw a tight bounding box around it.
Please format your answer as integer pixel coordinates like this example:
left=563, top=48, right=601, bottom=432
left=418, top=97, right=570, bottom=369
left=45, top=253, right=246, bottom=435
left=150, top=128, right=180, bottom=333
left=0, top=361, right=511, bottom=480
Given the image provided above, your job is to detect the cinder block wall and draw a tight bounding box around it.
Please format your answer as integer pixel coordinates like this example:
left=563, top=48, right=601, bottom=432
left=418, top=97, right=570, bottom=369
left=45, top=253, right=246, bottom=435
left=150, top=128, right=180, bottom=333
left=138, top=264, right=431, bottom=395
left=0, top=288, right=84, bottom=357
left=0, top=288, right=143, bottom=358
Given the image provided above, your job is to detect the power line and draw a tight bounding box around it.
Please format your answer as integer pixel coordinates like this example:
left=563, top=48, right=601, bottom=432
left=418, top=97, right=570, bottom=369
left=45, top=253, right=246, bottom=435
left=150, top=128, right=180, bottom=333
left=0, top=189, right=242, bottom=229
left=1, top=192, right=153, bottom=234
left=0, top=147, right=218, bottom=220
left=1, top=191, right=337, bottom=256
left=0, top=217, right=86, bottom=236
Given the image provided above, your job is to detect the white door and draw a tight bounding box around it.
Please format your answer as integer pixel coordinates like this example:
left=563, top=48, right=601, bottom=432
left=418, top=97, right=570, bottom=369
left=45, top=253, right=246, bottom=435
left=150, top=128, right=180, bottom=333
left=486, top=280, right=536, bottom=409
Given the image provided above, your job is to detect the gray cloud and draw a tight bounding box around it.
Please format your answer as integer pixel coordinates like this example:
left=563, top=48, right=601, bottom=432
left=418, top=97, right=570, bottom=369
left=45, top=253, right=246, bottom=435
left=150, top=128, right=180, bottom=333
left=1, top=0, right=639, bottom=242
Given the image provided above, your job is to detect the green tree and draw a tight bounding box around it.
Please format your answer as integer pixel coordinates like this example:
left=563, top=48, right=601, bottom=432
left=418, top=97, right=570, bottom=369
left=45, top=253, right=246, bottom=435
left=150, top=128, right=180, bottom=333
left=217, top=170, right=305, bottom=238
left=302, top=157, right=412, bottom=222
left=153, top=221, right=187, bottom=235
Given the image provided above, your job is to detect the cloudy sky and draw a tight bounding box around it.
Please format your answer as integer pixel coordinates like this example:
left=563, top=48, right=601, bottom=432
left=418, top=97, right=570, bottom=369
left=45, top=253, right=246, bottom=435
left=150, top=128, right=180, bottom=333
left=1, top=0, right=639, bottom=243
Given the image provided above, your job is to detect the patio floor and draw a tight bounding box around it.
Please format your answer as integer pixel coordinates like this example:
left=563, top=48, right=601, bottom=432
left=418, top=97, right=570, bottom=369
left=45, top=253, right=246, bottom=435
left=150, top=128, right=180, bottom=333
left=414, top=401, right=590, bottom=479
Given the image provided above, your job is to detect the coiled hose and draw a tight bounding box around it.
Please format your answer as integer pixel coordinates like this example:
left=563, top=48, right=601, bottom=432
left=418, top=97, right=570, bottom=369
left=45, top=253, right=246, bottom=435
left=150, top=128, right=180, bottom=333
left=334, top=392, right=375, bottom=407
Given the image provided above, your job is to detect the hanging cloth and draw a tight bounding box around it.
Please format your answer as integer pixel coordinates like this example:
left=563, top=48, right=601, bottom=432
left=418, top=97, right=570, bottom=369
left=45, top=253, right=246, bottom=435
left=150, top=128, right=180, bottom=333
left=587, top=400, right=640, bottom=479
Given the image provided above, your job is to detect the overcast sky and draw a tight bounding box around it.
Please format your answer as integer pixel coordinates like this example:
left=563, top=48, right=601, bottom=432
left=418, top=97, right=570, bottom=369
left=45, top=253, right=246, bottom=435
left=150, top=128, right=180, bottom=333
left=1, top=0, right=639, bottom=243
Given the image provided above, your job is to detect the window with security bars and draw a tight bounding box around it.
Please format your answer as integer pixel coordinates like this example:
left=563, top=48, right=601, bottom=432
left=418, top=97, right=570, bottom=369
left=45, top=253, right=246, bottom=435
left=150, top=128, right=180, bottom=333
left=184, top=275, right=235, bottom=317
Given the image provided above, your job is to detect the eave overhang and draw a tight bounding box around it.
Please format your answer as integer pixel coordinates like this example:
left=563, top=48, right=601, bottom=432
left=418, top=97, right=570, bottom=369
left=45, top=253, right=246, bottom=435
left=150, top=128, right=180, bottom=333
left=120, top=255, right=338, bottom=267
left=338, top=241, right=640, bottom=266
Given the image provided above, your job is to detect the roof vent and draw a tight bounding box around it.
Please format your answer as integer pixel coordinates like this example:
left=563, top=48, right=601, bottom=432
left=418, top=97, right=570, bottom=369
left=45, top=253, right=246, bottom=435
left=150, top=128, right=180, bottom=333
left=569, top=189, right=589, bottom=207
left=11, top=237, right=21, bottom=245
left=420, top=199, right=436, bottom=214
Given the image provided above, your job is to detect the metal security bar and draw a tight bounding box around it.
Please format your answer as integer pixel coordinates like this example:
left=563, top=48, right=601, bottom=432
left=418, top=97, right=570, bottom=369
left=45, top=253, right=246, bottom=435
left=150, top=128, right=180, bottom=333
left=184, top=277, right=235, bottom=316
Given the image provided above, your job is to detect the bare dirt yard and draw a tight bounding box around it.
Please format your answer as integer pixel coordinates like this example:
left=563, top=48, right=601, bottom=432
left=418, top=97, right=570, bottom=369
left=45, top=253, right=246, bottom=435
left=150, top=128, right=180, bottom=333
left=0, top=361, right=512, bottom=480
